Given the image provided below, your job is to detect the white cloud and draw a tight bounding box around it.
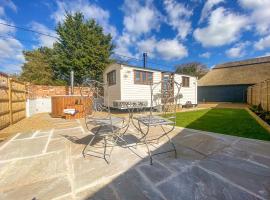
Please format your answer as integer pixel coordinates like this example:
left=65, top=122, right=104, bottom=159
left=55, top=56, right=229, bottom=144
left=121, top=0, right=160, bottom=37
left=199, top=0, right=224, bottom=23
left=52, top=0, right=117, bottom=37
left=0, top=0, right=17, bottom=12
left=256, top=52, right=270, bottom=58
left=199, top=52, right=211, bottom=58
left=0, top=18, right=15, bottom=34
left=263, top=52, right=270, bottom=57
left=114, top=32, right=134, bottom=57
left=156, top=39, right=188, bottom=60
left=30, top=22, right=57, bottom=48
left=136, top=37, right=188, bottom=60
left=194, top=7, right=248, bottom=47
left=136, top=37, right=157, bottom=58
left=0, top=1, right=17, bottom=34
left=254, top=35, right=270, bottom=50
left=164, top=0, right=193, bottom=39
left=225, top=42, right=249, bottom=58
left=0, top=38, right=24, bottom=72
left=0, top=7, right=4, bottom=16
left=0, top=1, right=25, bottom=73
left=115, top=0, right=161, bottom=57
left=0, top=38, right=22, bottom=59
left=124, top=7, right=157, bottom=36
left=238, top=0, right=270, bottom=35
left=116, top=0, right=187, bottom=61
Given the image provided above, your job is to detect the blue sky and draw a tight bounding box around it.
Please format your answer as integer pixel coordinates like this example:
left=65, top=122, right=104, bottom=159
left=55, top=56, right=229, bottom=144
left=1, top=0, right=270, bottom=73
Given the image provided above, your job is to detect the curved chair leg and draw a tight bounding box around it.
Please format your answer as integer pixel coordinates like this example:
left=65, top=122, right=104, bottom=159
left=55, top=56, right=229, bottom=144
left=161, top=126, right=177, bottom=159
left=135, top=120, right=153, bottom=164
left=106, top=135, right=119, bottom=164
left=165, top=132, right=177, bottom=158
left=103, top=136, right=109, bottom=164
left=82, top=134, right=96, bottom=158
left=83, top=125, right=102, bottom=158
left=143, top=135, right=153, bottom=165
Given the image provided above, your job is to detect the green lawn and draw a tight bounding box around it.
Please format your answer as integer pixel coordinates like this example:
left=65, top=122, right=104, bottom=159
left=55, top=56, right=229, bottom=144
left=172, top=108, right=270, bottom=141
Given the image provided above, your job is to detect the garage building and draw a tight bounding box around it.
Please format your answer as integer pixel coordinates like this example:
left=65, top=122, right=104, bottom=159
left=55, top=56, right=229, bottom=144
left=198, top=56, right=270, bottom=103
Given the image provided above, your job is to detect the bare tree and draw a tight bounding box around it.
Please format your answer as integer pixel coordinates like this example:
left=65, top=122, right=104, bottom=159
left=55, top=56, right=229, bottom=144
left=175, top=62, right=209, bottom=79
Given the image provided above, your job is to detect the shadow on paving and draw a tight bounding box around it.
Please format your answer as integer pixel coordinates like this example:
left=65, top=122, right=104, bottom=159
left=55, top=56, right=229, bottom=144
left=62, top=125, right=140, bottom=147
left=71, top=124, right=270, bottom=200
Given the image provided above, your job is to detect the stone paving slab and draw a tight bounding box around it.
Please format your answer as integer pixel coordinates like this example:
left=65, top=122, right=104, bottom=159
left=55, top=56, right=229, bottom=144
left=0, top=151, right=67, bottom=192
left=47, top=138, right=67, bottom=153
left=158, top=165, right=257, bottom=200
left=15, top=131, right=35, bottom=139
left=213, top=146, right=270, bottom=169
left=53, top=122, right=82, bottom=130
left=232, top=139, right=270, bottom=158
left=175, top=131, right=231, bottom=155
left=72, top=146, right=143, bottom=190
left=52, top=127, right=84, bottom=139
left=112, top=169, right=164, bottom=200
left=155, top=157, right=198, bottom=175
left=199, top=155, right=270, bottom=199
left=0, top=118, right=270, bottom=200
left=0, top=136, right=48, bottom=161
left=0, top=176, right=71, bottom=200
left=139, top=161, right=172, bottom=184
left=75, top=182, right=118, bottom=200
left=35, top=131, right=51, bottom=137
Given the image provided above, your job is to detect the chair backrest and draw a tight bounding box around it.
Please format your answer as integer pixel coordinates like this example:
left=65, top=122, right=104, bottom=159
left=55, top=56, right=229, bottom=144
left=150, top=79, right=182, bottom=120
left=81, top=80, right=110, bottom=120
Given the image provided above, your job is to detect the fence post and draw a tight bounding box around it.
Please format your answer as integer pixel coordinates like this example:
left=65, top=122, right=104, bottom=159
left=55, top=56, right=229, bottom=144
left=8, top=78, right=13, bottom=125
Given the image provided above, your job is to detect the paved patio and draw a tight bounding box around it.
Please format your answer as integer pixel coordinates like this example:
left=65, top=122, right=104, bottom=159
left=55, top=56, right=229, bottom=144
left=0, top=116, right=270, bottom=200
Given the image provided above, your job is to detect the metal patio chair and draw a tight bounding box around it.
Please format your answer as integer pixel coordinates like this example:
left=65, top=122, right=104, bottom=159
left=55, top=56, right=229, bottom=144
left=132, top=80, right=182, bottom=165
left=81, top=80, right=129, bottom=163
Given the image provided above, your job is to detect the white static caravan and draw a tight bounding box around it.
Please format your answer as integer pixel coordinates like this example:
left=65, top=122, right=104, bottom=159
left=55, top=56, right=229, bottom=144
left=103, top=63, right=198, bottom=108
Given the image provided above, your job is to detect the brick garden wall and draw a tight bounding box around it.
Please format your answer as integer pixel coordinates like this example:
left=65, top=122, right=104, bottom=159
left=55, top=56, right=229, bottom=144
left=25, top=84, right=91, bottom=117
left=26, top=84, right=90, bottom=99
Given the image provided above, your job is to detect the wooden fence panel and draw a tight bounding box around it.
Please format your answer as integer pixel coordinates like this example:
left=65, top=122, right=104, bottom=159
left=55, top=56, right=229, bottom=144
left=261, top=82, right=267, bottom=111
left=11, top=79, right=26, bottom=124
left=0, top=72, right=26, bottom=130
left=0, top=72, right=9, bottom=129
left=247, top=79, right=270, bottom=111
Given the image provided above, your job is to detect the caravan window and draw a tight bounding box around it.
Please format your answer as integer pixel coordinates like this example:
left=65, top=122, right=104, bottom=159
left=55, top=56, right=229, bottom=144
left=148, top=73, right=153, bottom=82
left=182, top=76, right=190, bottom=87
left=135, top=71, right=141, bottom=82
left=107, top=70, right=116, bottom=86
left=134, top=70, right=153, bottom=85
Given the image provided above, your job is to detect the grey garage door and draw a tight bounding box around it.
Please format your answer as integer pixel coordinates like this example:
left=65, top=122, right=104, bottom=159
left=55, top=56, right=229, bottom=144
left=198, top=85, right=252, bottom=103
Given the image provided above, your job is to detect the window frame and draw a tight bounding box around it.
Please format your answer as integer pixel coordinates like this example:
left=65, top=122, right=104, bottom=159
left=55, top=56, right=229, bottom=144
left=107, top=70, right=116, bottom=86
left=182, top=76, right=190, bottom=87
left=134, top=70, right=153, bottom=85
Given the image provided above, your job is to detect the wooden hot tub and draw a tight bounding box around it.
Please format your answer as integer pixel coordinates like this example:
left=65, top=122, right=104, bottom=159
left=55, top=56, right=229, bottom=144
left=51, top=95, right=91, bottom=119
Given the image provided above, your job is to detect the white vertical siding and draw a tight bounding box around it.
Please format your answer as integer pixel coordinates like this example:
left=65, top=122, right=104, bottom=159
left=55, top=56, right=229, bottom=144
left=103, top=64, right=121, bottom=107
left=103, top=64, right=198, bottom=107
left=120, top=65, right=161, bottom=106
left=174, top=74, right=197, bottom=105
